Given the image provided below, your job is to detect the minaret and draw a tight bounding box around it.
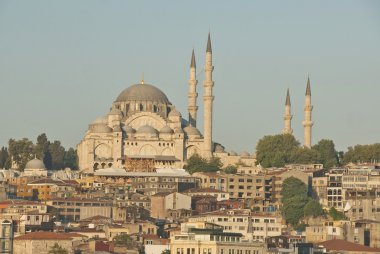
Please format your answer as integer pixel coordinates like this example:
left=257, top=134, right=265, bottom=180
left=283, top=88, right=293, bottom=135
left=303, top=77, right=313, bottom=148
left=188, top=49, right=198, bottom=127
left=203, top=33, right=214, bottom=158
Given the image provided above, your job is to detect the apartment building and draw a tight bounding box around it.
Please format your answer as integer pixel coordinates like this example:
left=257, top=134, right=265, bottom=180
left=187, top=209, right=282, bottom=241
left=94, top=168, right=198, bottom=196
left=193, top=172, right=274, bottom=211
left=46, top=198, right=113, bottom=222
left=345, top=189, right=380, bottom=221
left=170, top=222, right=266, bottom=254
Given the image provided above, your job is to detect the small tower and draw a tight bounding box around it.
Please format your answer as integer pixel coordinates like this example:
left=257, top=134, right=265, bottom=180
left=188, top=49, right=198, bottom=127
left=283, top=88, right=293, bottom=135
left=302, top=77, right=313, bottom=148
left=203, top=33, right=214, bottom=158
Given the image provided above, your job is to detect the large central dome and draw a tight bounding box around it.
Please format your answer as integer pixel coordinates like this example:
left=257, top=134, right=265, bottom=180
left=115, top=83, right=170, bottom=104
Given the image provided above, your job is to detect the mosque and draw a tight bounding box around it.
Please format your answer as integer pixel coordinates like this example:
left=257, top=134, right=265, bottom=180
left=77, top=34, right=313, bottom=172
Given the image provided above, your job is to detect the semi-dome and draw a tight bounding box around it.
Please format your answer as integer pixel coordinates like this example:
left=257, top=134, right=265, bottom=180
left=136, top=125, right=158, bottom=135
left=91, top=124, right=113, bottom=133
left=168, top=108, right=182, bottom=118
left=25, top=158, right=46, bottom=170
left=113, top=124, right=122, bottom=132
left=123, top=125, right=136, bottom=133
left=184, top=125, right=201, bottom=136
left=229, top=151, right=238, bottom=156
left=160, top=125, right=173, bottom=134
left=240, top=151, right=250, bottom=157
left=92, top=116, right=108, bottom=124
left=115, top=83, right=170, bottom=104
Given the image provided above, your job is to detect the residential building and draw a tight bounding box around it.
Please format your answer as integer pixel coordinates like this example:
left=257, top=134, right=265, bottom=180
left=170, top=221, right=266, bottom=254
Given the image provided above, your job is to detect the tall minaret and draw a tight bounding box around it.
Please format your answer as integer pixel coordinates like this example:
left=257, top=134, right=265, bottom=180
left=188, top=49, right=198, bottom=127
left=283, top=89, right=293, bottom=135
left=203, top=33, right=214, bottom=158
left=303, top=77, right=313, bottom=148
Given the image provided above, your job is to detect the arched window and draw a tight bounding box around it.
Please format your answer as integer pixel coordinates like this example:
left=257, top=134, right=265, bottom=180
left=125, top=103, right=130, bottom=114
left=140, top=103, right=143, bottom=111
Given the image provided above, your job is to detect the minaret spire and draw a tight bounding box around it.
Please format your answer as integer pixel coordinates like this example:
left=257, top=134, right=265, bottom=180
left=283, top=88, right=293, bottom=135
left=188, top=49, right=198, bottom=127
left=206, top=32, right=212, bottom=53
left=203, top=33, right=214, bottom=158
left=303, top=76, right=313, bottom=148
left=306, top=76, right=311, bottom=95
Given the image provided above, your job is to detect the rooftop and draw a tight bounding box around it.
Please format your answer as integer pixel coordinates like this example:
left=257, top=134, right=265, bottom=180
left=14, top=232, right=85, bottom=240
left=317, top=239, right=380, bottom=252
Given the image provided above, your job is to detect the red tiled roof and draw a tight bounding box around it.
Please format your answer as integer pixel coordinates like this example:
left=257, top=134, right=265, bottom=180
left=14, top=232, right=85, bottom=240
left=95, top=241, right=110, bottom=251
left=183, top=188, right=227, bottom=193
left=318, top=239, right=380, bottom=252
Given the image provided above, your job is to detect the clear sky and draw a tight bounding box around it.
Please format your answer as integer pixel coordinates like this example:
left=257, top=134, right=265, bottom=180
left=0, top=1, right=379, bottom=153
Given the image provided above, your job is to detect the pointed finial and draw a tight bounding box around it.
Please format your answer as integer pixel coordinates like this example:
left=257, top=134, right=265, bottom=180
left=306, top=76, right=311, bottom=96
left=141, top=73, right=144, bottom=85
left=206, top=32, right=212, bottom=53
left=285, top=88, right=291, bottom=106
left=191, top=49, right=196, bottom=68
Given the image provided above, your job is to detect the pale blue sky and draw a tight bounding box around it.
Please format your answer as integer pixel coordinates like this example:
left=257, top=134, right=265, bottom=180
left=0, top=1, right=379, bottom=153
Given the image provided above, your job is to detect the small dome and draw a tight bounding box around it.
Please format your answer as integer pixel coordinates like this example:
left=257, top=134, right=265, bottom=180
left=174, top=127, right=184, bottom=133
left=229, top=151, right=238, bottom=156
left=92, top=116, right=108, bottom=124
left=168, top=108, right=182, bottom=118
left=115, top=83, right=170, bottom=104
left=215, top=144, right=225, bottom=153
left=25, top=158, right=46, bottom=170
left=240, top=151, right=250, bottom=157
left=136, top=125, right=158, bottom=135
left=160, top=125, right=173, bottom=134
left=109, top=108, right=123, bottom=116
left=184, top=125, right=201, bottom=136
left=123, top=125, right=136, bottom=133
left=113, top=125, right=122, bottom=132
left=91, top=124, right=113, bottom=133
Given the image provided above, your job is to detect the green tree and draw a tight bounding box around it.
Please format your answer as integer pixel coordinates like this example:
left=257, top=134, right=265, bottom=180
left=281, top=177, right=308, bottom=202
left=162, top=250, right=170, bottom=254
left=0, top=147, right=10, bottom=169
left=63, top=148, right=78, bottom=170
left=184, top=154, right=223, bottom=174
left=256, top=134, right=300, bottom=167
left=304, top=199, right=324, bottom=218
left=35, top=133, right=49, bottom=158
left=49, top=140, right=65, bottom=170
left=48, top=243, right=68, bottom=254
left=342, top=143, right=380, bottom=164
left=35, top=133, right=52, bottom=169
left=329, top=207, right=346, bottom=221
left=291, top=147, right=320, bottom=164
left=312, top=139, right=338, bottom=168
left=224, top=165, right=237, bottom=174
left=114, top=233, right=134, bottom=247
left=281, top=177, right=309, bottom=226
left=8, top=138, right=34, bottom=170
left=282, top=195, right=309, bottom=226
